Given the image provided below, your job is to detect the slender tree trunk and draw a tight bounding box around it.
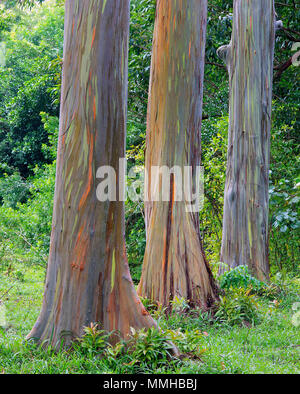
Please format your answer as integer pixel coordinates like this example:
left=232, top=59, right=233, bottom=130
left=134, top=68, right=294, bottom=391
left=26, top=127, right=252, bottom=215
left=138, top=0, right=219, bottom=309
left=27, top=0, right=155, bottom=348
left=218, top=0, right=276, bottom=281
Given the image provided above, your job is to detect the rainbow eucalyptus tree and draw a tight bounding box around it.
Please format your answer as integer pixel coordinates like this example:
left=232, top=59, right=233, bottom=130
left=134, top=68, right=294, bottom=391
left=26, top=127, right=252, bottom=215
left=137, top=0, right=219, bottom=309
left=218, top=0, right=280, bottom=281
left=27, top=0, right=155, bottom=348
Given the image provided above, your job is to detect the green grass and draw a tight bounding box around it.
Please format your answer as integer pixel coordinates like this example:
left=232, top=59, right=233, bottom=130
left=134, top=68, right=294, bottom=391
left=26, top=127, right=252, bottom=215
left=0, top=262, right=299, bottom=374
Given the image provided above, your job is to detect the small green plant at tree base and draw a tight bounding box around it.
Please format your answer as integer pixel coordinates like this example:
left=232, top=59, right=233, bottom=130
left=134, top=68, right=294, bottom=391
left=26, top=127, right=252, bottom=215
left=139, top=296, right=160, bottom=314
left=126, top=327, right=175, bottom=368
left=170, top=296, right=190, bottom=313
left=219, top=265, right=265, bottom=292
left=73, top=324, right=181, bottom=371
left=73, top=323, right=112, bottom=356
left=166, top=327, right=207, bottom=357
left=215, top=288, right=261, bottom=327
left=103, top=326, right=184, bottom=373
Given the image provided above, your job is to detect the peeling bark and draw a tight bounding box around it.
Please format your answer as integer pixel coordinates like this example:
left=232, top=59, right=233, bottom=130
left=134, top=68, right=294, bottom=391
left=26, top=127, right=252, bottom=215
left=138, top=0, right=219, bottom=309
left=27, top=0, right=155, bottom=348
left=218, top=0, right=276, bottom=281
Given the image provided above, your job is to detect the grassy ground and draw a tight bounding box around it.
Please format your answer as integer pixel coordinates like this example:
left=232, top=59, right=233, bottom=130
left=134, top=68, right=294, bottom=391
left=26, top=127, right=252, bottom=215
left=0, top=261, right=299, bottom=374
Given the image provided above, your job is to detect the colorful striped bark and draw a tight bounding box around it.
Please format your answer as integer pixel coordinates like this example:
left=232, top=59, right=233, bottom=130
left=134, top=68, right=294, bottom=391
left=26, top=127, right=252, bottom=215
left=137, top=0, right=219, bottom=309
left=218, top=0, right=276, bottom=281
left=27, top=0, right=155, bottom=348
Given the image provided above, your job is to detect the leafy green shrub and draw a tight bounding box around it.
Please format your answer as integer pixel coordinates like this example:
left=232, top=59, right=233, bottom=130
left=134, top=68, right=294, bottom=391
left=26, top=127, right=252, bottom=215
left=0, top=162, right=55, bottom=267
left=259, top=283, right=282, bottom=300
left=166, top=328, right=206, bottom=356
left=0, top=1, right=64, bottom=177
left=219, top=265, right=265, bottom=292
left=73, top=323, right=112, bottom=356
left=215, top=288, right=261, bottom=326
left=73, top=324, right=179, bottom=372
left=140, top=296, right=160, bottom=314
left=264, top=273, right=300, bottom=308
left=40, top=112, right=59, bottom=161
left=140, top=295, right=215, bottom=332
left=126, top=327, right=175, bottom=369
left=171, top=296, right=190, bottom=313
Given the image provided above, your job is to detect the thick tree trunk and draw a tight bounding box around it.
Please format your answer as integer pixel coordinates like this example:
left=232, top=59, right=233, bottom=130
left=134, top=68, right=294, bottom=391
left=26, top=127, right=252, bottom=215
left=218, top=0, right=276, bottom=281
left=137, top=0, right=219, bottom=309
left=27, top=0, right=154, bottom=348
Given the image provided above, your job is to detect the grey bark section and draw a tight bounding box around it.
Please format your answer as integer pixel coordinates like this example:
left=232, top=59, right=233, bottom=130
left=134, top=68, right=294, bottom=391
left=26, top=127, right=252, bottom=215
left=218, top=0, right=276, bottom=281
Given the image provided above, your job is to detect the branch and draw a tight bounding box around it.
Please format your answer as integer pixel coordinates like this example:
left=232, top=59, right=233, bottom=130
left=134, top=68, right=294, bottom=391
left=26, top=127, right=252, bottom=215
left=202, top=114, right=223, bottom=121
left=279, top=26, right=300, bottom=42
left=275, top=1, right=297, bottom=7
left=274, top=56, right=293, bottom=80
left=282, top=27, right=300, bottom=37
left=205, top=61, right=226, bottom=69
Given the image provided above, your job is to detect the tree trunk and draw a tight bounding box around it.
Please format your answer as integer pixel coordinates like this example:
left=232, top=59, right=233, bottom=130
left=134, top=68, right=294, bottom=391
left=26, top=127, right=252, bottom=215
left=27, top=0, right=154, bottom=348
left=218, top=0, right=276, bottom=281
left=137, top=0, right=219, bottom=309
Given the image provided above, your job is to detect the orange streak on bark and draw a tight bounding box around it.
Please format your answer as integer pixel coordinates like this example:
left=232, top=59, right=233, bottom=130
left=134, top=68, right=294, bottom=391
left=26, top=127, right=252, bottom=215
left=79, top=242, right=88, bottom=271
left=71, top=225, right=84, bottom=269
left=75, top=223, right=85, bottom=248
left=71, top=221, right=89, bottom=272
left=91, top=26, right=96, bottom=48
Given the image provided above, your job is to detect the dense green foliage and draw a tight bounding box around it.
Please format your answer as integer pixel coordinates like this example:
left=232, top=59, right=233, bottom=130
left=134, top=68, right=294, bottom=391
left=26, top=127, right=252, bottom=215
left=0, top=0, right=299, bottom=374
left=219, top=265, right=265, bottom=292
left=0, top=0, right=63, bottom=177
